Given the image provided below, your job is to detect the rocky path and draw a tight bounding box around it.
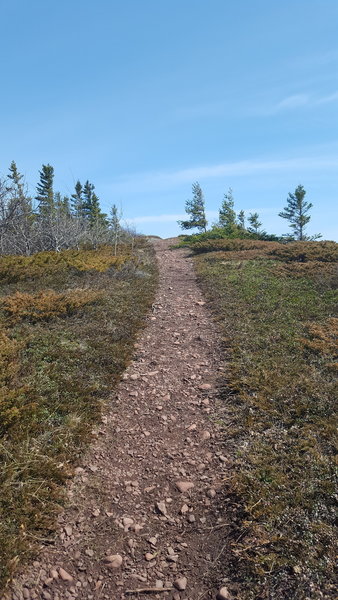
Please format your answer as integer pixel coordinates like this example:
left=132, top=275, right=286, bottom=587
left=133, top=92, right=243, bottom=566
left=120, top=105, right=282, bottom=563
left=8, top=240, right=232, bottom=600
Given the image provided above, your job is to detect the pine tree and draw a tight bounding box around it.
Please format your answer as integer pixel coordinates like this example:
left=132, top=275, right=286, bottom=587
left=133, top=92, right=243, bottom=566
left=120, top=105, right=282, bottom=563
left=238, top=209, right=246, bottom=230
left=279, top=185, right=316, bottom=240
left=7, top=161, right=32, bottom=216
left=71, top=180, right=84, bottom=218
left=248, top=212, right=262, bottom=234
left=110, top=204, right=122, bottom=255
left=36, top=164, right=54, bottom=217
left=178, top=182, right=207, bottom=232
left=219, top=188, right=236, bottom=230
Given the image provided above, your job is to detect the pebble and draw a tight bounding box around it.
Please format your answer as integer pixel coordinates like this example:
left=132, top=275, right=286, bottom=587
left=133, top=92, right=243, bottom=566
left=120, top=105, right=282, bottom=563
left=174, top=576, right=187, bottom=591
left=176, top=481, right=194, bottom=493
left=102, top=554, right=123, bottom=568
left=59, top=567, right=73, bottom=582
left=201, top=430, right=211, bottom=440
left=199, top=383, right=212, bottom=390
left=216, top=586, right=232, bottom=600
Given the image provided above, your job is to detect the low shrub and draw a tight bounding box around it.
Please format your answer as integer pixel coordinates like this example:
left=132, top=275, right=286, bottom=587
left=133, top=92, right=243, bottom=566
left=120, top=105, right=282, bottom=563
left=0, top=289, right=103, bottom=323
left=269, top=241, right=338, bottom=262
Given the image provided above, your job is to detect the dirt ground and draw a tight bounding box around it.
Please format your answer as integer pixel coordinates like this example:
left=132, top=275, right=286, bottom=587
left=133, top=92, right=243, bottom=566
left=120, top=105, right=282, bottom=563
left=7, top=239, right=233, bottom=600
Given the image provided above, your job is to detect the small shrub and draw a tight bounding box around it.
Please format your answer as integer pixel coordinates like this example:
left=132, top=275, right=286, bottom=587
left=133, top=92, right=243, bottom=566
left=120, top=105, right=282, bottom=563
left=269, top=241, right=338, bottom=262
left=0, top=289, right=103, bottom=323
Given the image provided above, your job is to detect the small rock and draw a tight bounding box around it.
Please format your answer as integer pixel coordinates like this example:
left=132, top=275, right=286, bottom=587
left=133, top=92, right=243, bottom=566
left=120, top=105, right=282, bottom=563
left=148, top=536, right=157, bottom=545
left=59, top=567, right=73, bottom=582
left=207, top=488, right=217, bottom=498
left=156, top=501, right=168, bottom=515
left=199, top=383, right=212, bottom=390
left=102, top=554, right=123, bottom=568
left=155, top=580, right=164, bottom=589
left=201, top=430, right=211, bottom=441
left=145, top=552, right=156, bottom=561
left=174, top=576, right=187, bottom=591
left=123, top=517, right=134, bottom=530
left=187, top=514, right=196, bottom=523
left=50, top=569, right=59, bottom=579
left=64, top=525, right=72, bottom=536
left=22, top=590, right=30, bottom=599
left=176, top=481, right=194, bottom=493
left=85, top=548, right=94, bottom=557
left=216, top=586, right=232, bottom=600
left=180, top=504, right=189, bottom=514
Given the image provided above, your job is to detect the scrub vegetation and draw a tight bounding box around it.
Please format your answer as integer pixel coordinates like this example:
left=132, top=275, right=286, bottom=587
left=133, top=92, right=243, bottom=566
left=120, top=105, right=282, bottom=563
left=193, top=239, right=337, bottom=599
left=0, top=241, right=157, bottom=591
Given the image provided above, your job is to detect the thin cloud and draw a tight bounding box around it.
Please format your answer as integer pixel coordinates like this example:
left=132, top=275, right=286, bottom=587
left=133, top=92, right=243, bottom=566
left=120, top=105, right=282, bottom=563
left=130, top=211, right=219, bottom=224
left=107, top=154, right=338, bottom=195
left=263, top=90, right=338, bottom=115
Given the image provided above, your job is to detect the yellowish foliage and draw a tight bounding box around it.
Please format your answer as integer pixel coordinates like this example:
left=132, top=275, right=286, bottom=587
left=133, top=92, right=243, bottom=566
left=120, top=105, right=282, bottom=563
left=0, top=246, right=130, bottom=282
left=0, top=289, right=103, bottom=323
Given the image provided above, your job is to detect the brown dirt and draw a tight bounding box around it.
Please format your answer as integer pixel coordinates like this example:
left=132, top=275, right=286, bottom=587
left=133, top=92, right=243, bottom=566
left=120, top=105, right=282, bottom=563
left=7, top=240, right=232, bottom=600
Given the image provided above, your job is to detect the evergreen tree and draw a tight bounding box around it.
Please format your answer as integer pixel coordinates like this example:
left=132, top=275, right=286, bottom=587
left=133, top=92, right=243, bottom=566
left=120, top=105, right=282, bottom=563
left=178, top=182, right=207, bottom=232
left=110, top=204, right=122, bottom=255
left=36, top=164, right=54, bottom=217
left=7, top=161, right=32, bottom=216
left=71, top=180, right=84, bottom=218
left=82, top=180, right=95, bottom=220
left=238, top=209, right=246, bottom=230
left=89, top=192, right=107, bottom=227
left=248, top=212, right=262, bottom=234
left=219, top=187, right=236, bottom=230
left=279, top=185, right=316, bottom=240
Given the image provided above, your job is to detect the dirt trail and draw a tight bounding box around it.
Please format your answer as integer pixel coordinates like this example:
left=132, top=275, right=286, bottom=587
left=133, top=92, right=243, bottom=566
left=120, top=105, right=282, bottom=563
left=8, top=240, right=231, bottom=600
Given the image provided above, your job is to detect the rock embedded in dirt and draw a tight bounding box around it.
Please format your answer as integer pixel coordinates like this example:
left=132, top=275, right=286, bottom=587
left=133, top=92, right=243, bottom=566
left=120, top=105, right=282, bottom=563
left=102, top=554, right=123, bottom=568
left=175, top=481, right=194, bottom=493
left=58, top=567, right=73, bottom=582
left=199, top=383, right=212, bottom=390
left=201, top=430, right=211, bottom=441
left=216, top=586, right=233, bottom=600
left=174, top=576, right=187, bottom=591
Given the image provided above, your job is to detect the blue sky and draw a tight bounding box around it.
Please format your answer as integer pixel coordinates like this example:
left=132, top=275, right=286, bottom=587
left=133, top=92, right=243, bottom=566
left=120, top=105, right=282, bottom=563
left=1, top=0, right=337, bottom=239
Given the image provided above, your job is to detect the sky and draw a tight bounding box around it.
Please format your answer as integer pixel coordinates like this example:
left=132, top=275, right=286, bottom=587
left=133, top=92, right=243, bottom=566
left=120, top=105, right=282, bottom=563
left=1, top=0, right=337, bottom=240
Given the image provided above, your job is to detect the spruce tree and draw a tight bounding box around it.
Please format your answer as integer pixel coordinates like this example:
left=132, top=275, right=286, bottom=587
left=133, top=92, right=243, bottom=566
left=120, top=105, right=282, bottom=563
left=219, top=188, right=236, bottom=230
left=248, top=212, right=262, bottom=235
left=36, top=164, right=54, bottom=217
left=7, top=161, right=32, bottom=216
left=238, top=209, right=246, bottom=230
left=279, top=185, right=315, bottom=240
left=71, top=180, right=84, bottom=218
left=178, top=182, right=207, bottom=232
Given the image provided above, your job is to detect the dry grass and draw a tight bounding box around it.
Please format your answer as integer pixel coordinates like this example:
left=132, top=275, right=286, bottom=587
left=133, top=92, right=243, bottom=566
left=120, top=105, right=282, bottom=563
left=195, top=240, right=337, bottom=599
left=0, top=242, right=157, bottom=592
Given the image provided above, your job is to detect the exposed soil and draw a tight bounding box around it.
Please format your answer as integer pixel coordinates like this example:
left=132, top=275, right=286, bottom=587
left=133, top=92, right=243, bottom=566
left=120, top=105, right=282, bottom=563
left=7, top=240, right=232, bottom=600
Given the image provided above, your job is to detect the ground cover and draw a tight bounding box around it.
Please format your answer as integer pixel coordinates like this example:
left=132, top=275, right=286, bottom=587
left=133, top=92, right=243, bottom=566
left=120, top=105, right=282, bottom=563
left=194, top=240, right=337, bottom=599
left=0, top=241, right=157, bottom=591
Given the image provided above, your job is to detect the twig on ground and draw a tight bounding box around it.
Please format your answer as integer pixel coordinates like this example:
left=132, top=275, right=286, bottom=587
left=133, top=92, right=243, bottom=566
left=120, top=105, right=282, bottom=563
left=125, top=588, right=173, bottom=595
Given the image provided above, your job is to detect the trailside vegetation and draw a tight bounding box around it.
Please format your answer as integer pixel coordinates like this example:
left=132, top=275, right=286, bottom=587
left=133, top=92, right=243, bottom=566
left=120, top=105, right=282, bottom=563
left=178, top=182, right=208, bottom=233
left=194, top=239, right=337, bottom=599
left=0, top=241, right=157, bottom=592
left=178, top=182, right=321, bottom=242
left=0, top=161, right=127, bottom=255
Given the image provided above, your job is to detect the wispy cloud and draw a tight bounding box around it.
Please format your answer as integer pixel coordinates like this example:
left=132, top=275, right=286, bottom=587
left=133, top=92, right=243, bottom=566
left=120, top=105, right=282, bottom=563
left=130, top=211, right=219, bottom=224
left=106, top=154, right=338, bottom=195
left=263, top=90, right=338, bottom=115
